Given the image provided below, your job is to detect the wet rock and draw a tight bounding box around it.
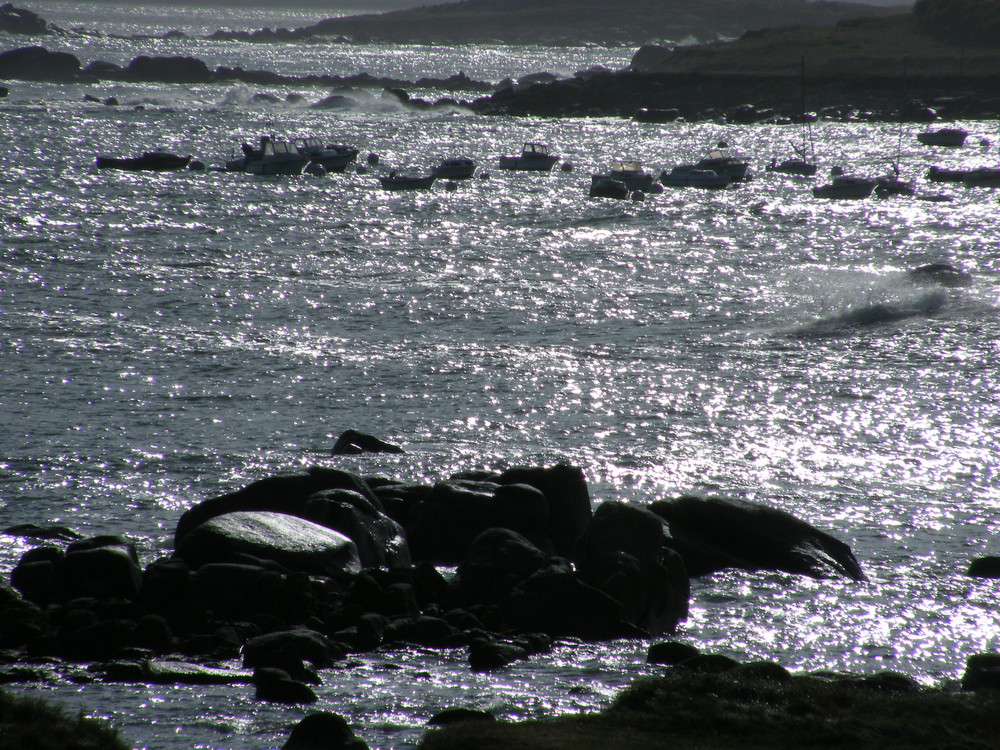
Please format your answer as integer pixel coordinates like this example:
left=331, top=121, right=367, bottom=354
left=968, top=556, right=1000, bottom=578
left=468, top=637, right=528, bottom=671
left=650, top=495, right=866, bottom=581
left=0, top=46, right=86, bottom=82
left=243, top=629, right=344, bottom=670
left=382, top=615, right=462, bottom=648
left=575, top=502, right=689, bottom=634
left=175, top=511, right=361, bottom=577
left=962, top=653, right=1000, bottom=691
left=647, top=641, right=700, bottom=665
left=427, top=707, right=496, bottom=726
left=54, top=536, right=142, bottom=602
left=331, top=429, right=404, bottom=455
left=282, top=712, right=370, bottom=750
left=303, top=489, right=410, bottom=568
left=3, top=523, right=81, bottom=542
left=254, top=667, right=318, bottom=704
left=124, top=55, right=211, bottom=83
left=0, top=4, right=59, bottom=35
left=673, top=653, right=741, bottom=674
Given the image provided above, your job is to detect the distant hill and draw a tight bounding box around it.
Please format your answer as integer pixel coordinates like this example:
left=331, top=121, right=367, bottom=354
left=296, top=0, right=904, bottom=46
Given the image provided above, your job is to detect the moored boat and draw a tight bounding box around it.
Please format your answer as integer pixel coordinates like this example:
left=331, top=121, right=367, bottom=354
left=293, top=137, right=359, bottom=173
left=660, top=165, right=730, bottom=189
left=962, top=167, right=1000, bottom=187
left=379, top=171, right=436, bottom=190
left=226, top=137, right=310, bottom=175
left=917, top=128, right=969, bottom=147
left=812, top=175, right=876, bottom=199
left=767, top=155, right=817, bottom=177
left=926, top=165, right=969, bottom=183
left=96, top=151, right=192, bottom=171
left=598, top=160, right=655, bottom=191
left=695, top=147, right=751, bottom=182
left=588, top=176, right=630, bottom=199
left=498, top=142, right=559, bottom=171
left=431, top=157, right=477, bottom=179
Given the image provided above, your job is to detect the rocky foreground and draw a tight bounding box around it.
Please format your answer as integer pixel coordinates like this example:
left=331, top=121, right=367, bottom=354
left=2, top=445, right=999, bottom=748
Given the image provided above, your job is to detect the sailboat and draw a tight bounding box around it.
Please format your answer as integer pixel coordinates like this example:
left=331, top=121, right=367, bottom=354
left=876, top=60, right=915, bottom=198
left=768, top=57, right=818, bottom=177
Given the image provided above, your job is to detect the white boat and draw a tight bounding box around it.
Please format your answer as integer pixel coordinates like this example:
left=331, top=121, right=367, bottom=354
left=293, top=137, right=359, bottom=172
left=226, top=137, right=310, bottom=175
left=588, top=176, right=630, bottom=199
left=917, top=128, right=968, bottom=147
left=660, top=165, right=730, bottom=189
left=595, top=160, right=655, bottom=191
left=498, top=142, right=559, bottom=171
left=431, top=157, right=477, bottom=179
left=379, top=171, right=436, bottom=191
left=812, top=175, right=876, bottom=199
left=695, top=148, right=750, bottom=182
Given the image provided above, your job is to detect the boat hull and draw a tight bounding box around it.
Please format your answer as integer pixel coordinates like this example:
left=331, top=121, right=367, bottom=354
left=812, top=178, right=876, bottom=199
left=96, top=153, right=191, bottom=171
left=380, top=175, right=436, bottom=190
left=498, top=155, right=558, bottom=171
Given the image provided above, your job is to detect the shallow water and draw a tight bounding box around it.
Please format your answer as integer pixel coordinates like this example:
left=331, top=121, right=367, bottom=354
left=2, top=7, right=1000, bottom=749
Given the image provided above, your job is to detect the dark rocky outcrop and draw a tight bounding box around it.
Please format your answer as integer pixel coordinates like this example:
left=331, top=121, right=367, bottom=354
left=283, top=712, right=370, bottom=750
left=650, top=495, right=866, bottom=581
left=962, top=653, right=1000, bottom=691
left=968, top=556, right=1000, bottom=578
left=0, top=46, right=88, bottom=83
left=174, top=511, right=361, bottom=577
left=124, top=55, right=212, bottom=83
left=0, top=4, right=61, bottom=35
left=331, top=430, right=404, bottom=455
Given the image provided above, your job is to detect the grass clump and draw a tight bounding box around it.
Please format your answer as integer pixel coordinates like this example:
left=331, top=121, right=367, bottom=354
left=0, top=687, right=131, bottom=750
left=419, top=670, right=1000, bottom=750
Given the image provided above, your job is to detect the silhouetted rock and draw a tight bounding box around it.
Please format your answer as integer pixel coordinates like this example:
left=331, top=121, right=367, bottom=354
left=331, top=430, right=404, bottom=455
left=124, top=55, right=211, bottom=83
left=0, top=4, right=59, bottom=35
left=0, top=46, right=86, bottom=82
left=650, top=495, right=866, bottom=581
left=283, top=712, right=370, bottom=750
left=968, top=556, right=1000, bottom=578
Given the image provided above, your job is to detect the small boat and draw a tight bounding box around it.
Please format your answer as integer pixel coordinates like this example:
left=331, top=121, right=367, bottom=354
left=875, top=163, right=914, bottom=197
left=594, top=160, right=655, bottom=192
left=226, top=137, right=310, bottom=175
left=498, top=142, right=559, bottom=171
left=812, top=174, right=876, bottom=199
left=962, top=167, right=1000, bottom=187
left=926, top=166, right=969, bottom=183
left=379, top=171, right=436, bottom=191
left=293, top=137, right=358, bottom=172
left=907, top=263, right=973, bottom=288
left=96, top=151, right=192, bottom=171
left=767, top=153, right=817, bottom=177
left=917, top=128, right=969, bottom=147
left=588, top=176, right=630, bottom=199
left=660, top=165, right=730, bottom=189
left=695, top=147, right=751, bottom=182
left=431, top=157, right=477, bottom=179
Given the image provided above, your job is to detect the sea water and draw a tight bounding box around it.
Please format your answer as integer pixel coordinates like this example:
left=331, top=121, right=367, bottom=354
left=1, top=4, right=1000, bottom=749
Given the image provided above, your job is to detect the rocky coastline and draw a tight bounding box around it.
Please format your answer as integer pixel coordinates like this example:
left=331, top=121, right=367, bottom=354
left=2, top=436, right=999, bottom=748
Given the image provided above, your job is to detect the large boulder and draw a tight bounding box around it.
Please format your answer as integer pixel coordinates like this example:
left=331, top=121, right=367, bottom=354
left=650, top=495, right=865, bottom=581
left=174, top=468, right=379, bottom=543
left=0, top=5, right=58, bottom=35
left=457, top=528, right=635, bottom=640
left=303, top=489, right=410, bottom=568
left=575, top=502, right=689, bottom=634
left=174, top=511, right=361, bottom=577
left=54, top=536, right=142, bottom=602
left=0, top=46, right=84, bottom=82
left=124, top=55, right=212, bottom=83
left=283, top=712, right=369, bottom=750
left=496, top=464, right=592, bottom=558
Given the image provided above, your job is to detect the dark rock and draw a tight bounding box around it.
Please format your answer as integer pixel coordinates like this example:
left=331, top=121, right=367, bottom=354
left=674, top=653, right=741, bottom=674
left=254, top=667, right=318, bottom=704
left=731, top=660, right=792, bottom=682
left=575, top=502, right=689, bottom=634
left=175, top=511, right=361, bottom=577
left=858, top=671, right=919, bottom=692
left=962, top=653, right=1000, bottom=691
left=147, top=659, right=253, bottom=685
left=125, top=55, right=212, bottom=83
left=907, top=263, right=973, bottom=288
left=427, top=707, right=496, bottom=726
left=303, top=488, right=410, bottom=568
left=968, top=556, right=1000, bottom=578
left=244, top=629, right=344, bottom=670
left=54, top=537, right=142, bottom=602
left=283, top=712, right=369, bottom=750
left=650, top=495, right=866, bottom=581
left=331, top=429, right=404, bottom=455
left=0, top=46, right=84, bottom=82
left=190, top=562, right=284, bottom=619
left=311, top=94, right=357, bottom=110
left=82, top=60, right=125, bottom=78
left=647, top=641, right=700, bottom=665
left=497, top=464, right=592, bottom=558
left=0, top=4, right=59, bottom=35
left=3, top=524, right=81, bottom=542
left=174, top=468, right=379, bottom=544
left=382, top=615, right=462, bottom=648
left=633, top=107, right=680, bottom=123
left=468, top=637, right=528, bottom=671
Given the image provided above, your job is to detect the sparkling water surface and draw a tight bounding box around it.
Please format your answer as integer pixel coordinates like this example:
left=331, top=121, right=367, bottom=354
left=2, top=7, right=1000, bottom=749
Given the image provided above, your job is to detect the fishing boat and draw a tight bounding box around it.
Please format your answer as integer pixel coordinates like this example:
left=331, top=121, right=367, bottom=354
left=498, top=142, right=559, bottom=171
left=917, top=128, right=968, bottom=147
left=695, top=147, right=750, bottom=182
left=96, top=151, right=192, bottom=171
left=226, top=137, right=310, bottom=175
left=431, top=157, right=477, bottom=179
left=293, top=137, right=359, bottom=172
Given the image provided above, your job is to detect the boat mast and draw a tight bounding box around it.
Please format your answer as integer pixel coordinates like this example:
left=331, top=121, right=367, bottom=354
left=802, top=55, right=815, bottom=162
